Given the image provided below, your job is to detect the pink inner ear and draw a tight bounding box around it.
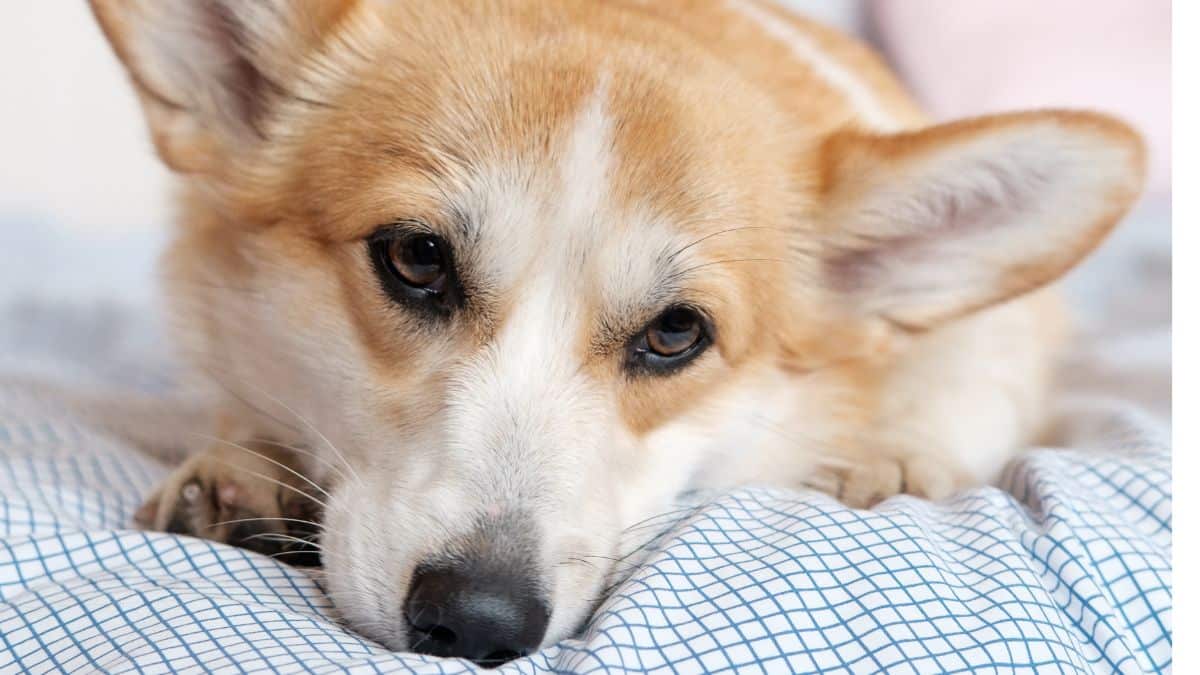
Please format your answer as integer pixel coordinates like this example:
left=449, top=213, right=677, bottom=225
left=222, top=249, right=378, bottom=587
left=824, top=188, right=1004, bottom=298
left=824, top=237, right=895, bottom=296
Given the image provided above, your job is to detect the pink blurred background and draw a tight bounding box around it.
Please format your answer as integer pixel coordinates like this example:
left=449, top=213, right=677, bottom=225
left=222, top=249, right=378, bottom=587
left=870, top=0, right=1171, bottom=198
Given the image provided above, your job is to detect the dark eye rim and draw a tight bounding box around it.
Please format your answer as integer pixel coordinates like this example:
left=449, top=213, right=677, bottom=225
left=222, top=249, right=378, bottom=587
left=367, top=224, right=462, bottom=315
left=626, top=304, right=713, bottom=376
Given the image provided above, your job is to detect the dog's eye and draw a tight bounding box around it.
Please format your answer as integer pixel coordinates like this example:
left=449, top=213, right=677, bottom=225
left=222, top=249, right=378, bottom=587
left=647, top=307, right=702, bottom=356
left=388, top=235, right=447, bottom=290
left=629, top=306, right=710, bottom=374
left=369, top=229, right=460, bottom=313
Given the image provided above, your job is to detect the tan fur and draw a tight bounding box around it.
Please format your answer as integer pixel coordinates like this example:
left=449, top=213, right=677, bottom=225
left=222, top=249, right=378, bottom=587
left=91, top=0, right=1145, bottom=655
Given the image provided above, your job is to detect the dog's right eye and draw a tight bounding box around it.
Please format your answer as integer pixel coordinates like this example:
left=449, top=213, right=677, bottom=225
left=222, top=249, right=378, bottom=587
left=388, top=235, right=448, bottom=290
left=369, top=229, right=461, bottom=314
left=627, top=305, right=711, bottom=375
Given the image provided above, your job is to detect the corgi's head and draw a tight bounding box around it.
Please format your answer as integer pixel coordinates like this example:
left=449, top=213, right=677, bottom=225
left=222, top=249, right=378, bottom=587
left=93, top=0, right=1143, bottom=663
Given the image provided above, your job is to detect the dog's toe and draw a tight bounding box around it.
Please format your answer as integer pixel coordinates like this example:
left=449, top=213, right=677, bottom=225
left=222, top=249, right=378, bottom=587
left=834, top=454, right=966, bottom=508
left=134, top=441, right=323, bottom=565
left=838, top=459, right=904, bottom=508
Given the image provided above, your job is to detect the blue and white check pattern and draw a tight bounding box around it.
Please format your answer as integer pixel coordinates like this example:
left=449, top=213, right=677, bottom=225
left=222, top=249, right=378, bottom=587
left=0, top=372, right=1170, bottom=674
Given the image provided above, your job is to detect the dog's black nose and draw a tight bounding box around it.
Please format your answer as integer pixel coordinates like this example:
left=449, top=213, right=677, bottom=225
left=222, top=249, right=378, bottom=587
left=404, top=565, right=549, bottom=667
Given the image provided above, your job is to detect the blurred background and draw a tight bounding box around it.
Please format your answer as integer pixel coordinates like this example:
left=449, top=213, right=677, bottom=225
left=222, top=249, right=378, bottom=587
left=0, top=1, right=1171, bottom=312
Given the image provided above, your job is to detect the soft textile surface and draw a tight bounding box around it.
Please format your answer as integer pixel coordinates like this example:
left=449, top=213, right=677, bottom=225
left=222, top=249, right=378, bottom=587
left=0, top=202, right=1171, bottom=673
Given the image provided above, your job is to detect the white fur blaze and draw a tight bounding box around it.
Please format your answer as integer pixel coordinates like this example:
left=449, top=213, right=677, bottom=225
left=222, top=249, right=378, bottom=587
left=725, top=0, right=900, bottom=131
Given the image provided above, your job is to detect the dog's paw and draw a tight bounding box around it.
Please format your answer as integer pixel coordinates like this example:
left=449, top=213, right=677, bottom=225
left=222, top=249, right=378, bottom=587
left=133, top=440, right=323, bottom=566
left=828, top=454, right=964, bottom=509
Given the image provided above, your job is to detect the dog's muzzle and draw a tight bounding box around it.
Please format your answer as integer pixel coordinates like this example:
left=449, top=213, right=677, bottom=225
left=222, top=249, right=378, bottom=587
left=403, top=516, right=550, bottom=667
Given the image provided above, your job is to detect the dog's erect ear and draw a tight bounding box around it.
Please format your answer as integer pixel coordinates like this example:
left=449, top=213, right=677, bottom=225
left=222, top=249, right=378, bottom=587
left=90, top=0, right=359, bottom=173
left=815, top=111, right=1145, bottom=330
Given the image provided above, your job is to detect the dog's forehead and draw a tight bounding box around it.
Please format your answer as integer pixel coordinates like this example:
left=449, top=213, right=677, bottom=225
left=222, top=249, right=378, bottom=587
left=293, top=43, right=787, bottom=360
left=442, top=79, right=755, bottom=324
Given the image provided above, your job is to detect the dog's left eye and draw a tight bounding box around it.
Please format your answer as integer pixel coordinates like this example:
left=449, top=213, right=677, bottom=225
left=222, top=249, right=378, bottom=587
left=369, top=229, right=460, bottom=314
left=387, top=235, right=448, bottom=290
left=629, top=306, right=710, bottom=374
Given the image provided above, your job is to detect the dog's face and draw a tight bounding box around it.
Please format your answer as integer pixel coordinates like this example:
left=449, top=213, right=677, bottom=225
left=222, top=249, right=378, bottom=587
left=94, top=0, right=1143, bottom=661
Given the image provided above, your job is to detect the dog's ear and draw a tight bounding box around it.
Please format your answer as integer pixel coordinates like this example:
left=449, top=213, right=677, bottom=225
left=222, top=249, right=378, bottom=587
left=90, top=0, right=359, bottom=173
left=815, top=111, right=1145, bottom=330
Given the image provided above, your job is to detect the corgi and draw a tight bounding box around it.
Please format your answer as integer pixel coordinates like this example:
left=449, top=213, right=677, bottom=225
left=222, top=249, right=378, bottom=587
left=90, top=0, right=1144, bottom=665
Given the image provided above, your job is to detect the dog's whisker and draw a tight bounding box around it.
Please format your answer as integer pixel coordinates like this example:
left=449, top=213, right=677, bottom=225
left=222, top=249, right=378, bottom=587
left=211, top=458, right=329, bottom=511
left=246, top=437, right=352, bottom=485
left=556, top=556, right=600, bottom=571
left=620, top=502, right=708, bottom=536
left=201, top=364, right=364, bottom=486
left=240, top=532, right=326, bottom=551
left=667, top=255, right=787, bottom=279
left=206, top=515, right=324, bottom=531
left=199, top=371, right=306, bottom=439
left=569, top=555, right=647, bottom=576
left=194, top=432, right=334, bottom=503
left=267, top=550, right=323, bottom=563
left=403, top=601, right=448, bottom=652
left=665, top=225, right=782, bottom=263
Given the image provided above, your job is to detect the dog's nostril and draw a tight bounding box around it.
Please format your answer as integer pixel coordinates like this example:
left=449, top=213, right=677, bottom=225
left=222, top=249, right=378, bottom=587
left=404, top=565, right=549, bottom=667
left=426, top=625, right=456, bottom=646
left=408, top=616, right=459, bottom=648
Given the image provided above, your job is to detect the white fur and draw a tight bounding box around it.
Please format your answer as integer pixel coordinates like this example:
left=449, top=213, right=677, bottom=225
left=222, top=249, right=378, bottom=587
left=321, top=84, right=659, bottom=649
left=725, top=0, right=900, bottom=131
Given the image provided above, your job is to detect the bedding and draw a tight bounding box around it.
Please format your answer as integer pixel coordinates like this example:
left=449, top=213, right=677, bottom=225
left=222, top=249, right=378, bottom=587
left=0, top=201, right=1171, bottom=673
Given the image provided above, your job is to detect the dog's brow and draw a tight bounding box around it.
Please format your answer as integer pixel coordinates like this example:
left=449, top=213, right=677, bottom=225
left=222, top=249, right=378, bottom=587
left=589, top=253, right=689, bottom=357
